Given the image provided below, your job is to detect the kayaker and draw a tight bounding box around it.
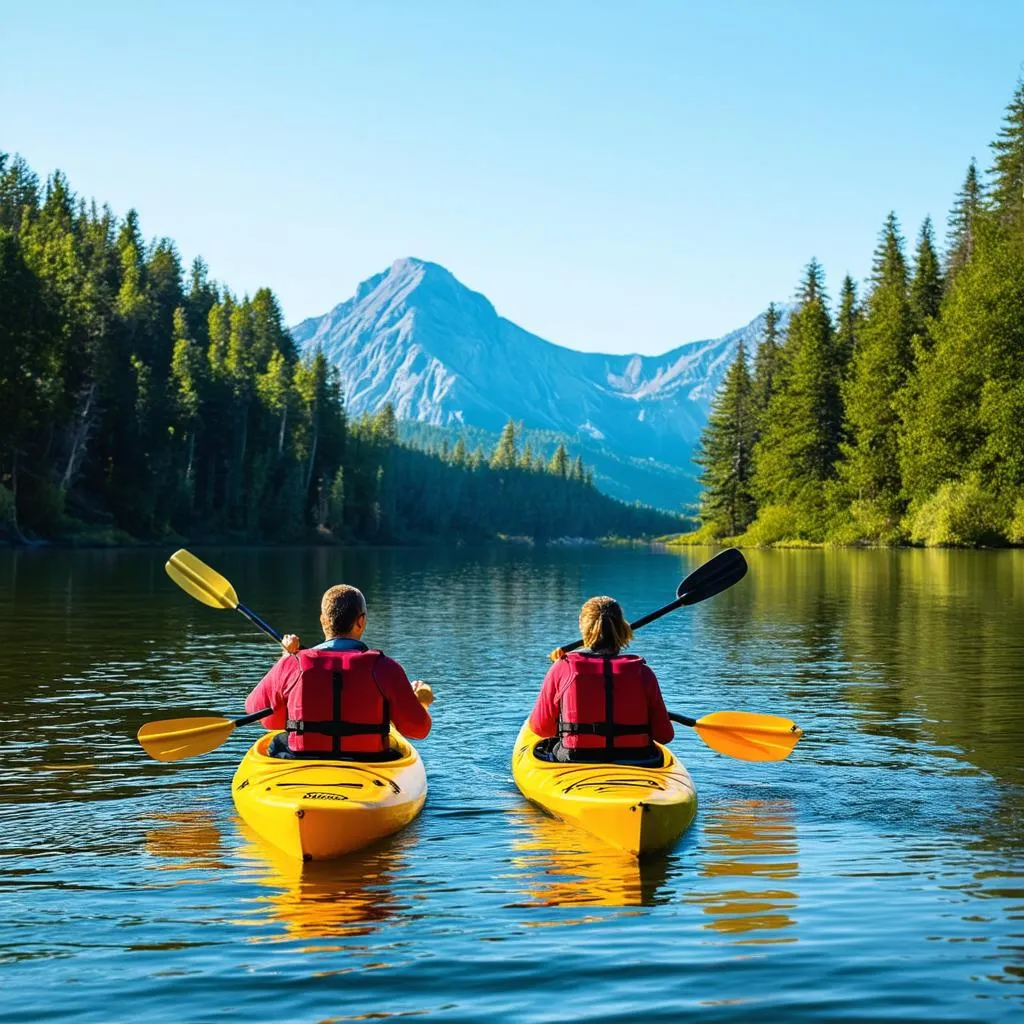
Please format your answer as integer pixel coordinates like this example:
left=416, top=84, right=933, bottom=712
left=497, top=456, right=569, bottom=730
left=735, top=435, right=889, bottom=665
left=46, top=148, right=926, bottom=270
left=245, top=584, right=433, bottom=761
left=529, top=595, right=673, bottom=764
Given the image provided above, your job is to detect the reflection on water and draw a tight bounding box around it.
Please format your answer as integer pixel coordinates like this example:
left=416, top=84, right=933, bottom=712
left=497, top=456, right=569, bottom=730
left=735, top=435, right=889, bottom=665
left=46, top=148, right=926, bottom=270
left=235, top=824, right=416, bottom=945
left=504, top=808, right=673, bottom=916
left=143, top=809, right=229, bottom=873
left=2, top=546, right=1023, bottom=1022
left=689, top=799, right=799, bottom=944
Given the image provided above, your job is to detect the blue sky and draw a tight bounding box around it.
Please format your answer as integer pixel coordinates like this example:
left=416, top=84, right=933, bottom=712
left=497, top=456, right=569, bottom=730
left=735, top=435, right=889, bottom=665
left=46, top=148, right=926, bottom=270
left=3, top=1, right=1021, bottom=353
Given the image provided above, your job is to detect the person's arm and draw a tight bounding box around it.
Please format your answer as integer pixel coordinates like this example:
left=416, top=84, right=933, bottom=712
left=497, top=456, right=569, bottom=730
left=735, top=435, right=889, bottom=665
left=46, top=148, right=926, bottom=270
left=528, top=662, right=566, bottom=738
left=642, top=665, right=675, bottom=744
left=244, top=647, right=299, bottom=730
left=374, top=656, right=432, bottom=740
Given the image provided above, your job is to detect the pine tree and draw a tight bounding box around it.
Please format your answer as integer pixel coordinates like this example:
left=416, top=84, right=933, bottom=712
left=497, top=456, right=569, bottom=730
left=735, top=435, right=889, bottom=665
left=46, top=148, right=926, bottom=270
left=490, top=418, right=518, bottom=469
left=751, top=302, right=783, bottom=426
left=989, top=79, right=1024, bottom=224
left=835, top=213, right=915, bottom=539
left=834, top=275, right=860, bottom=377
left=694, top=341, right=757, bottom=534
left=570, top=454, right=585, bottom=482
left=909, top=217, right=943, bottom=334
left=945, top=160, right=983, bottom=283
left=450, top=437, right=468, bottom=467
left=751, top=259, right=842, bottom=538
left=548, top=443, right=568, bottom=478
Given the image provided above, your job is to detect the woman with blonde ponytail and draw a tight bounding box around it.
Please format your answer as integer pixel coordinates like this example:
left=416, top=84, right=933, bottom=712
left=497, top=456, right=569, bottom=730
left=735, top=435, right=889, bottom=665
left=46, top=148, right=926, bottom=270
left=528, top=596, right=673, bottom=764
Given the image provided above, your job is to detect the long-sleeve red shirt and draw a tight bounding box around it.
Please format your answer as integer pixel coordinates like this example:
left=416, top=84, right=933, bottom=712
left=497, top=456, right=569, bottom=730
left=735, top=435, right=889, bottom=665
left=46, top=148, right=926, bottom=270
left=245, top=645, right=432, bottom=740
left=528, top=657, right=674, bottom=744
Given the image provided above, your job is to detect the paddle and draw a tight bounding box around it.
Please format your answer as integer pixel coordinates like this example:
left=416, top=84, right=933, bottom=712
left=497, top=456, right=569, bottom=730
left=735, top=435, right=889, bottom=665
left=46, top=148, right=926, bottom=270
left=138, top=708, right=273, bottom=762
left=667, top=710, right=802, bottom=762
left=139, top=549, right=436, bottom=762
left=550, top=547, right=748, bottom=657
left=137, top=548, right=287, bottom=761
left=547, top=548, right=803, bottom=762
left=164, top=548, right=285, bottom=646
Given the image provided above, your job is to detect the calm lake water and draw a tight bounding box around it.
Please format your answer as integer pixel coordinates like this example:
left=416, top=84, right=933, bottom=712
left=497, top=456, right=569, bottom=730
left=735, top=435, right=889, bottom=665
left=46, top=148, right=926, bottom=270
left=1, top=545, right=1022, bottom=1023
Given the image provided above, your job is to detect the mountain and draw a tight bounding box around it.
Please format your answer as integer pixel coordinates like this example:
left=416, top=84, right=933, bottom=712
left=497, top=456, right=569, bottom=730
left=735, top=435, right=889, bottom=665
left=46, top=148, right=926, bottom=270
left=292, top=258, right=776, bottom=510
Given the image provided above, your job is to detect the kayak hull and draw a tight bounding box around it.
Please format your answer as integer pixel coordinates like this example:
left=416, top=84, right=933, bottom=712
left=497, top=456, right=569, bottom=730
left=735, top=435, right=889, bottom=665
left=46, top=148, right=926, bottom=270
left=232, top=730, right=427, bottom=861
left=511, top=720, right=697, bottom=857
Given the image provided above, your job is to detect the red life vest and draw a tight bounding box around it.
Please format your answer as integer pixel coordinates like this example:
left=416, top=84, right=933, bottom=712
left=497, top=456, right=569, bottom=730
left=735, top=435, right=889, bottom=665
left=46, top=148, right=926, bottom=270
left=557, top=652, right=653, bottom=751
left=283, top=648, right=390, bottom=754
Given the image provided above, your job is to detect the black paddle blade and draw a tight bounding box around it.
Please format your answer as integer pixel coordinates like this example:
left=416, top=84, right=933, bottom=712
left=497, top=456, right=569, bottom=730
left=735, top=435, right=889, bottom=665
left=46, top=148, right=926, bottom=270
left=676, top=548, right=747, bottom=605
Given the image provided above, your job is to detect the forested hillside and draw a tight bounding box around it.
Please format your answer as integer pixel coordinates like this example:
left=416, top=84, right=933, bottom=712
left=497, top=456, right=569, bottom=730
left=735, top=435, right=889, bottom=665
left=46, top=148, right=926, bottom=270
left=691, top=81, right=1024, bottom=547
left=0, top=162, right=680, bottom=545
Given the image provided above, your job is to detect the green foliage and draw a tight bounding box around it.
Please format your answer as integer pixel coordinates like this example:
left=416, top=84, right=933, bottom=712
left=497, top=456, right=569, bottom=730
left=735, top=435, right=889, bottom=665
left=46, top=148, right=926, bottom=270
left=548, top=443, right=568, bottom=478
left=0, top=152, right=676, bottom=545
left=1006, top=498, right=1024, bottom=545
left=490, top=419, right=519, bottom=470
left=694, top=341, right=756, bottom=534
left=834, top=275, right=860, bottom=377
left=750, top=302, right=783, bottom=425
left=833, top=213, right=915, bottom=540
left=989, top=79, right=1024, bottom=225
left=752, top=259, right=842, bottom=539
left=945, top=160, right=983, bottom=283
left=909, top=217, right=943, bottom=333
left=905, top=476, right=1005, bottom=547
left=735, top=504, right=802, bottom=547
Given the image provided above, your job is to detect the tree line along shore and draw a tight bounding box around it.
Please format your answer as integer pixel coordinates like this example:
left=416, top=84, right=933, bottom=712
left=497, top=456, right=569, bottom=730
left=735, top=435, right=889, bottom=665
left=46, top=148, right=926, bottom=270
left=669, top=80, right=1024, bottom=550
left=0, top=162, right=679, bottom=547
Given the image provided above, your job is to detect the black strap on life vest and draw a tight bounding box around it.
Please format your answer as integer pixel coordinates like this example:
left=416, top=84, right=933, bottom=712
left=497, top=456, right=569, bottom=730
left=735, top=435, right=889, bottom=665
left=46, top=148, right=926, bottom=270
left=285, top=659, right=390, bottom=748
left=558, top=655, right=649, bottom=747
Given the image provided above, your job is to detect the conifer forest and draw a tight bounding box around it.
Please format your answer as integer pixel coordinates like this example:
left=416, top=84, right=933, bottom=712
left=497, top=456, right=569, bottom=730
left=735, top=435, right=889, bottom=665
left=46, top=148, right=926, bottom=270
left=693, top=82, right=1024, bottom=547
left=0, top=161, right=677, bottom=545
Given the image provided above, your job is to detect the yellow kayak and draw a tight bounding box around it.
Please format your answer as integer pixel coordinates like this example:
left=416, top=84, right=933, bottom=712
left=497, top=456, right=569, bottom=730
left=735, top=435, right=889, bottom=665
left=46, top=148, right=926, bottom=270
left=232, top=729, right=427, bottom=861
left=511, top=720, right=697, bottom=857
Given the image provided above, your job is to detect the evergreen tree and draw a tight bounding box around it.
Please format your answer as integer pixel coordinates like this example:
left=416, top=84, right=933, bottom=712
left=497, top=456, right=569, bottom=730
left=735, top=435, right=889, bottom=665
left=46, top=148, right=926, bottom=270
left=989, top=79, right=1024, bottom=224
left=945, top=160, right=983, bottom=283
left=900, top=217, right=1024, bottom=512
left=751, top=259, right=841, bottom=538
left=909, top=216, right=943, bottom=334
left=834, top=275, right=860, bottom=377
left=835, top=213, right=915, bottom=539
left=548, top=443, right=569, bottom=478
left=490, top=418, right=518, bottom=469
left=751, top=302, right=783, bottom=426
left=694, top=341, right=756, bottom=534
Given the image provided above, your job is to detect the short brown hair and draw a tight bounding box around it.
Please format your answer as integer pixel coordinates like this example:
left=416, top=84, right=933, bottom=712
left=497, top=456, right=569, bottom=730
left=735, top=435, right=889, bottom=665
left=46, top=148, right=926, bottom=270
left=320, top=585, right=367, bottom=636
left=579, top=596, right=632, bottom=653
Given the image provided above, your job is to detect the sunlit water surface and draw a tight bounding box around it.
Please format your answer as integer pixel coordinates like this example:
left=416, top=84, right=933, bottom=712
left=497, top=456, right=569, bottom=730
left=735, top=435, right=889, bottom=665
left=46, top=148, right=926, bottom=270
left=1, top=546, right=1022, bottom=1022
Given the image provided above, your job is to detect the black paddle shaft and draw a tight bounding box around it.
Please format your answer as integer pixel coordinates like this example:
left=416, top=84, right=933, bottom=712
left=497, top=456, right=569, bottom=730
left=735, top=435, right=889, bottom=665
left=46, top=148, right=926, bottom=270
left=236, top=603, right=284, bottom=643
left=555, top=548, right=748, bottom=654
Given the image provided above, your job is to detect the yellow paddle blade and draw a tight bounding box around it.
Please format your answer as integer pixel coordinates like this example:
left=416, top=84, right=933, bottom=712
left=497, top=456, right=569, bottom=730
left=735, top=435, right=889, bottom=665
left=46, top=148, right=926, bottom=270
left=137, top=716, right=238, bottom=762
left=694, top=710, right=803, bottom=762
left=165, top=549, right=239, bottom=610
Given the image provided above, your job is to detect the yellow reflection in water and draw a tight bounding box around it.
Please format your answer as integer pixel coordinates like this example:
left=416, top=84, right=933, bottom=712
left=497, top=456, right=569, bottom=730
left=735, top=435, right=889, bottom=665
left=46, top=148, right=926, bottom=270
left=235, top=822, right=416, bottom=946
left=505, top=808, right=671, bottom=922
left=689, top=798, right=799, bottom=944
left=143, top=808, right=230, bottom=874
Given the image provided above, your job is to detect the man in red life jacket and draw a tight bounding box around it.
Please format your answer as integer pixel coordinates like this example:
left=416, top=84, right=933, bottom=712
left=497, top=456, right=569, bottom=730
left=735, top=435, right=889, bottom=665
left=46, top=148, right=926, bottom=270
left=528, top=596, right=673, bottom=764
left=245, top=584, right=433, bottom=761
